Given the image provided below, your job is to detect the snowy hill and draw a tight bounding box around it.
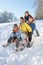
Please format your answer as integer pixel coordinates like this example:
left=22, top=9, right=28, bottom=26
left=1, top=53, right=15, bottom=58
left=0, top=20, right=43, bottom=65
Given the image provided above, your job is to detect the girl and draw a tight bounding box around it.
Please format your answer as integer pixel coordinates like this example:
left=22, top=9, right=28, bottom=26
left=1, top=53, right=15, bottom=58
left=24, top=11, right=40, bottom=36
left=19, top=17, right=32, bottom=47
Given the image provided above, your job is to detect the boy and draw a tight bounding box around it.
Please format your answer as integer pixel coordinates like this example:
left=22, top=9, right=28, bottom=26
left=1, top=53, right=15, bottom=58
left=2, top=24, right=22, bottom=50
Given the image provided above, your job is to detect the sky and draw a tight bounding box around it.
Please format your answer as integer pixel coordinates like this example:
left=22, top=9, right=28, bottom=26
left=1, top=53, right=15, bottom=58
left=0, top=0, right=36, bottom=18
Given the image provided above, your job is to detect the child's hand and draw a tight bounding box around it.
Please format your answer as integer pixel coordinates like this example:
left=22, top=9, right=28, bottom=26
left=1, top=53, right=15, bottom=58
left=25, top=38, right=28, bottom=42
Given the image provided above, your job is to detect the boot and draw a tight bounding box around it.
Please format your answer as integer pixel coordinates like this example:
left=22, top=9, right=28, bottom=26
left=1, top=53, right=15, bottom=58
left=27, top=42, right=31, bottom=48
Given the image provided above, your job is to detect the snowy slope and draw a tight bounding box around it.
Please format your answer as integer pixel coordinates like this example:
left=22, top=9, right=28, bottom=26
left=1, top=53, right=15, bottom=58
left=0, top=20, right=43, bottom=65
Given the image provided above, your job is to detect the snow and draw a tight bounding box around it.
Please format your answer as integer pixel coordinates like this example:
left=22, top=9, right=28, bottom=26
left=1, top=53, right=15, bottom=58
left=0, top=20, right=43, bottom=65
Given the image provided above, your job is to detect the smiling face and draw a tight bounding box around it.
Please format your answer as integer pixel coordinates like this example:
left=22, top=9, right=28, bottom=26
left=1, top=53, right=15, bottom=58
left=20, top=17, right=24, bottom=24
left=13, top=24, right=18, bottom=32
left=25, top=12, right=29, bottom=16
left=28, top=16, right=33, bottom=22
left=20, top=18, right=23, bottom=23
left=25, top=11, right=29, bottom=17
left=14, top=26, right=17, bottom=31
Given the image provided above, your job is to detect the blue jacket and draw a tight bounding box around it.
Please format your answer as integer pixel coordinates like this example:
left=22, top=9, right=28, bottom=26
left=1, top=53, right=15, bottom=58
left=11, top=30, right=22, bottom=39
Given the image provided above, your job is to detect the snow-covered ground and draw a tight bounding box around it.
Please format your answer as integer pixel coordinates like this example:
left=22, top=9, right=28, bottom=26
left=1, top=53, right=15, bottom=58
left=0, top=20, right=43, bottom=65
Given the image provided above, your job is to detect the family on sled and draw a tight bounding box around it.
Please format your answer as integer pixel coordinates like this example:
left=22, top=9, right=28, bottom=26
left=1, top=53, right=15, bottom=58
left=2, top=11, right=40, bottom=51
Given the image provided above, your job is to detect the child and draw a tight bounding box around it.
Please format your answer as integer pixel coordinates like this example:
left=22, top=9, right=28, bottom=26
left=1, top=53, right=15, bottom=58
left=24, top=11, right=40, bottom=36
left=2, top=24, right=22, bottom=50
left=19, top=17, right=32, bottom=47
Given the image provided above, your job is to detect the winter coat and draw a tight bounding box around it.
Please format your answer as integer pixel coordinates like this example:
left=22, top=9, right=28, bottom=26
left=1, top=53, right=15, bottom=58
left=11, top=30, right=22, bottom=39
left=24, top=15, right=34, bottom=23
left=19, top=22, right=32, bottom=36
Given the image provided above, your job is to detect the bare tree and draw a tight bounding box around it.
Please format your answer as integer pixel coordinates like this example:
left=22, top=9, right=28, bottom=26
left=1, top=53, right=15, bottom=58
left=0, top=11, right=18, bottom=23
left=35, top=0, right=43, bottom=19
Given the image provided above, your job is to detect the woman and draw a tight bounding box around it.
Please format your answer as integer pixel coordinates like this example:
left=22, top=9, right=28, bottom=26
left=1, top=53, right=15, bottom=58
left=19, top=17, right=32, bottom=47
left=24, top=11, right=40, bottom=36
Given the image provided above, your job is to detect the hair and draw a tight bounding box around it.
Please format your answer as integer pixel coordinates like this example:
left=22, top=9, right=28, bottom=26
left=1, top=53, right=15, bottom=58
left=13, top=24, right=18, bottom=29
left=20, top=17, right=24, bottom=20
left=25, top=11, right=29, bottom=16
